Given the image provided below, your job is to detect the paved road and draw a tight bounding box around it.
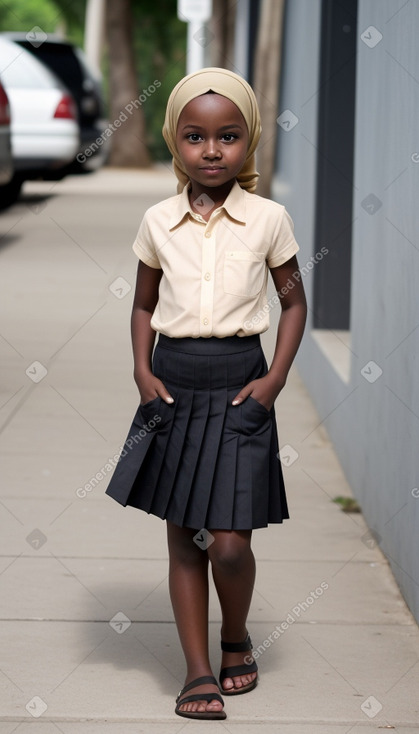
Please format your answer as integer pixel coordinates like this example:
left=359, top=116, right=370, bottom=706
left=0, top=168, right=418, bottom=731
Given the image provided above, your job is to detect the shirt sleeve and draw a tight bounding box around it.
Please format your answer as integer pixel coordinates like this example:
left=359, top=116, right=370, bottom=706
left=266, top=207, right=300, bottom=269
left=132, top=210, right=161, bottom=269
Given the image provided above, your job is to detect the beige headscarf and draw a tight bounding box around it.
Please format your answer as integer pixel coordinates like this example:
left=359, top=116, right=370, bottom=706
left=162, top=67, right=262, bottom=194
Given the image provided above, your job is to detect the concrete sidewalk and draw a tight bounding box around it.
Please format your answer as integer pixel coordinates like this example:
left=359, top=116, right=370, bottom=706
left=0, top=168, right=418, bottom=732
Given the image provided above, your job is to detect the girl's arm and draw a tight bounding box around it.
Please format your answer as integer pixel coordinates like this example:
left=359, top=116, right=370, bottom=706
left=232, top=255, right=307, bottom=409
left=131, top=260, right=173, bottom=404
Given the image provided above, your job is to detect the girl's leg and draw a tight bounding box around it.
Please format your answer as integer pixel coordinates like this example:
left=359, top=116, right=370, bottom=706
left=207, top=529, right=258, bottom=692
left=166, top=521, right=223, bottom=714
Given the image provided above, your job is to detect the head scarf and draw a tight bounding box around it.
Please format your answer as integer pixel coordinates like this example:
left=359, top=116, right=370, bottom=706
left=162, top=67, right=262, bottom=194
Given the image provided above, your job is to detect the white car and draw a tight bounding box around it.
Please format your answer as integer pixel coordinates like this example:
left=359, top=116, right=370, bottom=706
left=0, top=36, right=79, bottom=206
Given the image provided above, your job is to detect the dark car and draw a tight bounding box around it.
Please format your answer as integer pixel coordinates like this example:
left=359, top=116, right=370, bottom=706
left=3, top=33, right=109, bottom=172
left=0, top=79, right=13, bottom=197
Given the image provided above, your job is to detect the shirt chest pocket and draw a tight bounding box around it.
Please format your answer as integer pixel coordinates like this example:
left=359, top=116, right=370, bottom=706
left=223, top=250, right=266, bottom=298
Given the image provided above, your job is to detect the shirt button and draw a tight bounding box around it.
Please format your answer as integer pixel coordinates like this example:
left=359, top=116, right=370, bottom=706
left=204, top=272, right=211, bottom=281
left=203, top=318, right=209, bottom=325
left=204, top=231, right=211, bottom=238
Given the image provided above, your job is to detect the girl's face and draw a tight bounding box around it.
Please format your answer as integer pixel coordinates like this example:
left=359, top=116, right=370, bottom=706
left=175, top=93, right=249, bottom=193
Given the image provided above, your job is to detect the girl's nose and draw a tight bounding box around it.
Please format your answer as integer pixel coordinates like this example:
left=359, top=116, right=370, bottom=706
left=203, top=139, right=221, bottom=159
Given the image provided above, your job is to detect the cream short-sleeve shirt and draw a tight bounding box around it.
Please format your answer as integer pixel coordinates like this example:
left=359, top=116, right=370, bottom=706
left=133, top=180, right=299, bottom=338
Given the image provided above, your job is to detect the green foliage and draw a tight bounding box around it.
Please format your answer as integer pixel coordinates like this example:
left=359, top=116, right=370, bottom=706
left=0, top=0, right=84, bottom=45
left=49, top=0, right=85, bottom=45
left=0, top=0, right=58, bottom=32
left=332, top=496, right=361, bottom=513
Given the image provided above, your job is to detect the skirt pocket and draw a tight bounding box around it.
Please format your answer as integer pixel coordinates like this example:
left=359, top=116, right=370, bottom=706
left=134, top=394, right=176, bottom=431
left=227, top=394, right=272, bottom=436
left=105, top=394, right=176, bottom=507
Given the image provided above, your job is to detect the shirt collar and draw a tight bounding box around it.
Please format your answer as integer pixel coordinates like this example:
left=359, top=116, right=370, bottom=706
left=169, top=179, right=246, bottom=230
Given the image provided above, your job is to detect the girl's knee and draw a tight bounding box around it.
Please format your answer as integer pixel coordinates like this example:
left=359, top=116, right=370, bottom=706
left=208, top=532, right=253, bottom=575
left=167, top=522, right=206, bottom=566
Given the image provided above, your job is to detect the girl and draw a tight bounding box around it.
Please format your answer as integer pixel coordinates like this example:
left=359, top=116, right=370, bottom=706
left=106, top=67, right=307, bottom=720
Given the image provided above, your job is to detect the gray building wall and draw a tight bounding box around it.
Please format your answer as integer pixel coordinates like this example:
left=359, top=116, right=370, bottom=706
left=273, top=0, right=419, bottom=622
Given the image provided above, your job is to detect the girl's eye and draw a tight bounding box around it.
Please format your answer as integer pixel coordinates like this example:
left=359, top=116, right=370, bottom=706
left=185, top=132, right=238, bottom=143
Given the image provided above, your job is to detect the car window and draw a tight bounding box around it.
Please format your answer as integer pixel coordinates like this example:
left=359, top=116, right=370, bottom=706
left=73, top=46, right=101, bottom=84
left=0, top=41, right=57, bottom=89
left=24, top=43, right=84, bottom=94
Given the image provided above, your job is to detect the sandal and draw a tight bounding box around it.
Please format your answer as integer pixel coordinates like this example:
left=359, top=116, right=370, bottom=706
left=175, top=674, right=226, bottom=720
left=219, top=632, right=258, bottom=695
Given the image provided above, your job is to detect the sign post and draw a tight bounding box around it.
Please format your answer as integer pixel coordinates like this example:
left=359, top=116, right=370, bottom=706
left=178, top=0, right=213, bottom=74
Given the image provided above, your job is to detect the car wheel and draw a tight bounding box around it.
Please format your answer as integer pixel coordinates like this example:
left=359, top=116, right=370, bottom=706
left=0, top=174, right=23, bottom=209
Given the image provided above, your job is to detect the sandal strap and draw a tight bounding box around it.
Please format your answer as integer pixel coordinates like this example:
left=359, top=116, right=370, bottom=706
left=176, top=675, right=219, bottom=701
left=220, top=660, right=258, bottom=683
left=176, top=692, right=224, bottom=707
left=221, top=633, right=252, bottom=653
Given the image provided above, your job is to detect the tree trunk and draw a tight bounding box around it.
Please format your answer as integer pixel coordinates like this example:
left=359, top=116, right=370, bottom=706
left=252, top=0, right=285, bottom=197
left=105, top=0, right=151, bottom=167
left=208, top=0, right=237, bottom=69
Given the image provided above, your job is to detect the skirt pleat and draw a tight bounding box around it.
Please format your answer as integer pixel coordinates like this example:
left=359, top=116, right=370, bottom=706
left=125, top=397, right=175, bottom=513
left=150, top=388, right=193, bottom=519
left=167, top=387, right=210, bottom=524
left=178, top=388, right=224, bottom=527
left=208, top=427, right=239, bottom=529
left=105, top=334, right=289, bottom=530
left=187, top=387, right=233, bottom=528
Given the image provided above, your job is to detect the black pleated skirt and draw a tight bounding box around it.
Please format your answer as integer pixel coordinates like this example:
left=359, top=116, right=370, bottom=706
left=105, top=334, right=289, bottom=530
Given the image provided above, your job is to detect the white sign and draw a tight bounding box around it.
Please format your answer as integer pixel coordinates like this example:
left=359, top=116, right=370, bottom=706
left=178, top=0, right=212, bottom=23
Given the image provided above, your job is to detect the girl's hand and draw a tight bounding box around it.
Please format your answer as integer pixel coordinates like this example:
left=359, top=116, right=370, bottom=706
left=231, top=255, right=307, bottom=412
left=232, top=374, right=285, bottom=412
left=135, top=371, right=174, bottom=405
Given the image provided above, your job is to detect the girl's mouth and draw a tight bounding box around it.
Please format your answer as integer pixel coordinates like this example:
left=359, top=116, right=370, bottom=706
left=200, top=167, right=225, bottom=174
